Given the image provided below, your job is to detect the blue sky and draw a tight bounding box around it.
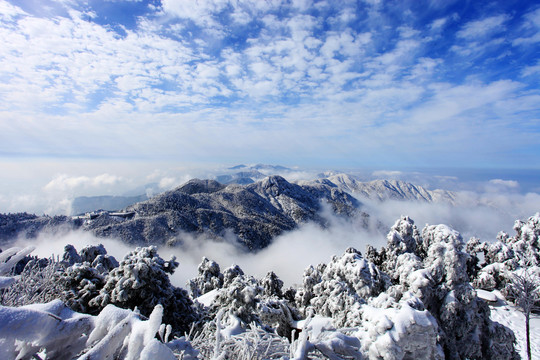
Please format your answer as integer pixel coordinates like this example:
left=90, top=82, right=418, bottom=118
left=1, top=1, right=540, bottom=177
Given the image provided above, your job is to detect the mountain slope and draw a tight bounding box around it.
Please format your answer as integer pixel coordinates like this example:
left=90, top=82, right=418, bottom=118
left=83, top=176, right=362, bottom=249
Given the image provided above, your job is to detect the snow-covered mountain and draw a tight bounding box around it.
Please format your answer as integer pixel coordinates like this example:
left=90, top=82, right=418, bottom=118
left=83, top=176, right=362, bottom=249
left=305, top=173, right=457, bottom=204
left=0, top=174, right=461, bottom=248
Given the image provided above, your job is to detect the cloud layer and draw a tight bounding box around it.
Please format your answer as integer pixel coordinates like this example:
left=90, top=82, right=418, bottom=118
left=0, top=0, right=539, bottom=168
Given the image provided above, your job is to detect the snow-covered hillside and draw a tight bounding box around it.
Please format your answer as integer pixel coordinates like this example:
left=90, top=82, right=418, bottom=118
left=486, top=290, right=540, bottom=360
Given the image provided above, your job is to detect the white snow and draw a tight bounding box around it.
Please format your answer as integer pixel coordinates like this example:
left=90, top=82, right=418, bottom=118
left=488, top=290, right=540, bottom=360
left=293, top=315, right=334, bottom=339
left=0, top=301, right=180, bottom=360
left=196, top=288, right=221, bottom=307
left=476, top=288, right=498, bottom=303
left=0, top=276, right=16, bottom=289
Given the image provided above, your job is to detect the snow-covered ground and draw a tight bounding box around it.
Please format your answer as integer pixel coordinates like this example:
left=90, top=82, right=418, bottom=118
left=487, top=290, right=540, bottom=360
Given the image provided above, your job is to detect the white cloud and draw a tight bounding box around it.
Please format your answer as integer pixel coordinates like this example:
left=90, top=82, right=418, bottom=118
left=161, top=0, right=229, bottom=27
left=372, top=170, right=403, bottom=178
left=0, top=0, right=538, bottom=172
left=0, top=0, right=27, bottom=19
left=456, top=14, right=510, bottom=39
left=409, top=80, right=523, bottom=126
left=488, top=179, right=519, bottom=189
left=429, top=17, right=447, bottom=31
left=522, top=61, right=540, bottom=77
left=44, top=173, right=123, bottom=192
left=513, top=6, right=540, bottom=46
left=159, top=177, right=178, bottom=190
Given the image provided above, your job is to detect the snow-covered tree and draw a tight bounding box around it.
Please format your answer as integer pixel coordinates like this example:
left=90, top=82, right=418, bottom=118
left=356, top=294, right=443, bottom=360
left=408, top=223, right=518, bottom=359
left=296, top=247, right=390, bottom=328
left=210, top=273, right=262, bottom=325
left=379, top=216, right=423, bottom=284
left=55, top=244, right=120, bottom=314
left=189, top=256, right=224, bottom=298
left=90, top=246, right=198, bottom=334
left=261, top=271, right=284, bottom=298
left=223, top=264, right=244, bottom=286
left=468, top=214, right=540, bottom=298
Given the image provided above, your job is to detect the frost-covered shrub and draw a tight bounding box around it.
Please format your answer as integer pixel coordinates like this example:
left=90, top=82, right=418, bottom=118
left=295, top=263, right=325, bottom=311
left=471, top=214, right=540, bottom=270
left=390, top=252, right=423, bottom=290
left=90, top=246, right=198, bottom=334
left=60, top=262, right=106, bottom=314
left=388, top=216, right=422, bottom=256
left=257, top=297, right=301, bottom=339
left=290, top=313, right=362, bottom=360
left=467, top=214, right=540, bottom=295
left=467, top=235, right=515, bottom=269
left=473, top=262, right=510, bottom=291
left=297, top=248, right=389, bottom=327
left=420, top=224, right=470, bottom=288
left=256, top=271, right=302, bottom=338
left=80, top=243, right=107, bottom=262
left=190, top=313, right=290, bottom=360
left=367, top=218, right=518, bottom=359
left=0, top=258, right=65, bottom=306
left=189, top=256, right=224, bottom=298
left=63, top=244, right=82, bottom=265
left=79, top=243, right=119, bottom=273
left=54, top=244, right=120, bottom=314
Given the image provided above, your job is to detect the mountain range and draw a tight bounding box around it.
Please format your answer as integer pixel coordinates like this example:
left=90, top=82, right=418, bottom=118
left=1, top=172, right=456, bottom=250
